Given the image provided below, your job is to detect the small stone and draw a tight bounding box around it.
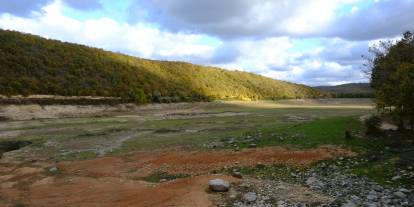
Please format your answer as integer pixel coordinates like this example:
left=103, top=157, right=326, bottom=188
left=208, top=179, right=230, bottom=192
left=399, top=188, right=410, bottom=193
left=350, top=195, right=360, bottom=202
left=243, top=192, right=257, bottom=203
left=391, top=175, right=401, bottom=181
left=48, top=167, right=58, bottom=173
left=249, top=143, right=257, bottom=148
left=159, top=179, right=167, bottom=182
left=365, top=203, right=379, bottom=207
left=306, top=177, right=324, bottom=188
left=367, top=194, right=377, bottom=201
left=372, top=185, right=383, bottom=191
left=342, top=200, right=357, bottom=207
left=231, top=171, right=243, bottom=179
left=393, top=191, right=406, bottom=198
left=256, top=162, right=265, bottom=168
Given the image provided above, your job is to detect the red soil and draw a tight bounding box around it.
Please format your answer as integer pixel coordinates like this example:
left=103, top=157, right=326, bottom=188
left=0, top=146, right=352, bottom=207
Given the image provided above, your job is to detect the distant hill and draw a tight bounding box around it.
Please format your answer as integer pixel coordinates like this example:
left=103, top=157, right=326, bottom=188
left=0, top=29, right=321, bottom=103
left=315, top=83, right=374, bottom=98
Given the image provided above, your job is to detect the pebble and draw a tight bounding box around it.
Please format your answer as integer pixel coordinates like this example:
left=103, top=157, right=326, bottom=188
left=391, top=175, right=402, bottom=181
left=393, top=191, right=406, bottom=199
left=243, top=192, right=257, bottom=203
left=232, top=171, right=243, bottom=179
left=208, top=179, right=230, bottom=192
left=48, top=167, right=58, bottom=173
left=342, top=200, right=357, bottom=207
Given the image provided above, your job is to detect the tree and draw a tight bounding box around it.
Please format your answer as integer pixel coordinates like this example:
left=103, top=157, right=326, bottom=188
left=368, top=31, right=414, bottom=130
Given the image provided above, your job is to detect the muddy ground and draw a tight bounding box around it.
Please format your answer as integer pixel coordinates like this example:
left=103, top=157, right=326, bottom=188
left=0, top=99, right=378, bottom=206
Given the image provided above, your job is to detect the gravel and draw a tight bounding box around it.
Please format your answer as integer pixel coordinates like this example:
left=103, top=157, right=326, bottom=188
left=224, top=156, right=414, bottom=206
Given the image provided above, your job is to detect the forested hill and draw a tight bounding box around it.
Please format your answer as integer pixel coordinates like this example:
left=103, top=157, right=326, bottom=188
left=0, top=29, right=321, bottom=103
left=315, top=83, right=374, bottom=98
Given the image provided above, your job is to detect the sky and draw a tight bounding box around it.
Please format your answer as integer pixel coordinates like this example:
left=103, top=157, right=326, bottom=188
left=1, top=0, right=413, bottom=86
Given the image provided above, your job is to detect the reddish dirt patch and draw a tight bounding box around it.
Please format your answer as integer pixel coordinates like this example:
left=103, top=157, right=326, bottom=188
left=2, top=175, right=237, bottom=207
left=0, top=146, right=352, bottom=207
left=58, top=146, right=351, bottom=177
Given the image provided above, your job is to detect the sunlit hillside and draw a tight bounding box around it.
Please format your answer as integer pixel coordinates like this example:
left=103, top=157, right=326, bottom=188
left=0, top=29, right=321, bottom=103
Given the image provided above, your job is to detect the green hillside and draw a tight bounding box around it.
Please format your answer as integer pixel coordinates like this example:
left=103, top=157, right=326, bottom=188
left=0, top=29, right=321, bottom=103
left=315, top=83, right=374, bottom=98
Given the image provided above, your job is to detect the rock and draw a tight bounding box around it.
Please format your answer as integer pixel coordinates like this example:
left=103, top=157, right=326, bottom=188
left=48, top=167, right=58, bottom=173
left=256, top=162, right=265, bottom=168
left=372, top=185, right=383, bottom=192
left=393, top=191, right=406, bottom=198
left=391, top=175, right=401, bottom=181
left=208, top=179, right=230, bottom=192
left=159, top=179, right=167, bottom=182
left=399, top=188, right=410, bottom=193
left=367, top=194, right=377, bottom=201
left=305, top=177, right=324, bottom=188
left=365, top=202, right=379, bottom=207
left=342, top=200, right=357, bottom=207
left=249, top=143, right=257, bottom=148
left=350, top=195, right=360, bottom=202
left=231, top=171, right=243, bottom=179
left=242, top=192, right=257, bottom=203
left=276, top=200, right=285, bottom=207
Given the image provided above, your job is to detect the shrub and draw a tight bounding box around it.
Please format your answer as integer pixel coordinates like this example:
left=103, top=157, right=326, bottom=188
left=364, top=115, right=382, bottom=135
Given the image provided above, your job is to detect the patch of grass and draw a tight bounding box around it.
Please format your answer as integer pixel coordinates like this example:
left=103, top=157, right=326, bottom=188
left=245, top=116, right=385, bottom=151
left=58, top=151, right=98, bottom=161
left=229, top=165, right=303, bottom=183
left=352, top=152, right=414, bottom=188
left=141, top=171, right=189, bottom=183
left=353, top=161, right=394, bottom=185
left=349, top=130, right=414, bottom=188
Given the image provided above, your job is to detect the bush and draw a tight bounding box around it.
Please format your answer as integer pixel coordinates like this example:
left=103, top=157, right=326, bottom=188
left=364, top=115, right=382, bottom=135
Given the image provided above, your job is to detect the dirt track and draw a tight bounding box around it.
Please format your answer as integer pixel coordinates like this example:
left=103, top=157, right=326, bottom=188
left=0, top=146, right=351, bottom=207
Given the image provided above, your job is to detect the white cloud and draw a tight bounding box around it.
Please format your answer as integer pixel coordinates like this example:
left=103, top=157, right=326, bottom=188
left=0, top=0, right=374, bottom=86
left=134, top=0, right=367, bottom=39
left=210, top=37, right=369, bottom=86
left=0, top=0, right=215, bottom=60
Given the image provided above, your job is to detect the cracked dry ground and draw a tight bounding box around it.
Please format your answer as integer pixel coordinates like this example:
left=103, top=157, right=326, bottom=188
left=0, top=146, right=352, bottom=207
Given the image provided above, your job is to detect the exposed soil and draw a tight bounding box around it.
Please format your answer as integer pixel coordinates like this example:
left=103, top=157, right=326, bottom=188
left=0, top=146, right=352, bottom=207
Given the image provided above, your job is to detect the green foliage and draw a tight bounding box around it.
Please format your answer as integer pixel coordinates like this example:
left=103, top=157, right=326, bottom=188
left=0, top=29, right=321, bottom=103
left=369, top=31, right=414, bottom=130
left=141, top=171, right=189, bottom=183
